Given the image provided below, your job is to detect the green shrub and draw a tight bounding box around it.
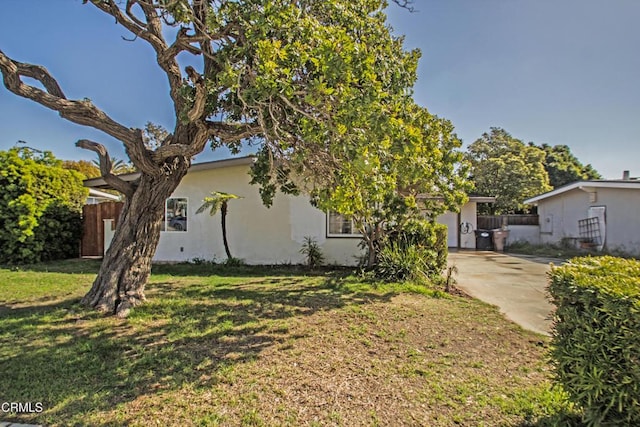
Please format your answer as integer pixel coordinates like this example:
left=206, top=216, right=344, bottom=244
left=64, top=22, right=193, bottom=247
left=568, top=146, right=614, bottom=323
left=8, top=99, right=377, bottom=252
left=373, top=240, right=429, bottom=283
left=0, top=148, right=86, bottom=264
left=548, top=256, right=640, bottom=426
left=373, top=220, right=448, bottom=282
left=299, top=236, right=324, bottom=269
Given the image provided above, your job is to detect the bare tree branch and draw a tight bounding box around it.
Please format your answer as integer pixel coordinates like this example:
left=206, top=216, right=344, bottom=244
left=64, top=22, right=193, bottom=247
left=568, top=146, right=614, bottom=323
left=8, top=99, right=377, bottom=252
left=89, top=0, right=184, bottom=116
left=76, top=139, right=136, bottom=197
left=0, top=49, right=138, bottom=145
left=391, top=0, right=416, bottom=12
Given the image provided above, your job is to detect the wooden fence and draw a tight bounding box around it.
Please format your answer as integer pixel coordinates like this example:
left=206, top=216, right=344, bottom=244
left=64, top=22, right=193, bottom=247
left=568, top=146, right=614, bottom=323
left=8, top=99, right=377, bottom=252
left=81, top=202, right=123, bottom=257
left=477, top=214, right=539, bottom=230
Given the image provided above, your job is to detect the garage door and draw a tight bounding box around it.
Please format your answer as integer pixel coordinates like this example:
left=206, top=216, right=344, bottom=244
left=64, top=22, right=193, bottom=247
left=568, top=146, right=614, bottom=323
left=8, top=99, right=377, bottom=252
left=438, top=212, right=458, bottom=247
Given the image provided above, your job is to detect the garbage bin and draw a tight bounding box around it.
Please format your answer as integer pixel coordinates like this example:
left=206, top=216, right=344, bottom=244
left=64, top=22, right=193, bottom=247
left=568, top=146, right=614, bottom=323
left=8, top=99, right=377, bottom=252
left=475, top=229, right=494, bottom=250
left=492, top=229, right=510, bottom=252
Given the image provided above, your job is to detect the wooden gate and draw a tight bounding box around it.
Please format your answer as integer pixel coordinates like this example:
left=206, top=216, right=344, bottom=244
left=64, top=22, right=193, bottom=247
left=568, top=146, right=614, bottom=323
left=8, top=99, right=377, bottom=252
left=81, top=202, right=123, bottom=257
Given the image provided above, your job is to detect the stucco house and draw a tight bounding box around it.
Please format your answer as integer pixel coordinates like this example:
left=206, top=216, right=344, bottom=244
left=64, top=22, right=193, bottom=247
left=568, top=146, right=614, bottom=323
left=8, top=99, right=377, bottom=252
left=524, top=178, right=640, bottom=254
left=85, top=156, right=487, bottom=265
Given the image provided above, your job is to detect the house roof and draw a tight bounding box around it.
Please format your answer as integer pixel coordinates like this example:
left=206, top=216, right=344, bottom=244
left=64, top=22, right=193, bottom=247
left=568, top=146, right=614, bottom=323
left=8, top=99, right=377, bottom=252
left=83, top=155, right=256, bottom=190
left=468, top=196, right=496, bottom=203
left=417, top=194, right=496, bottom=203
left=88, top=188, right=121, bottom=201
left=524, top=180, right=640, bottom=205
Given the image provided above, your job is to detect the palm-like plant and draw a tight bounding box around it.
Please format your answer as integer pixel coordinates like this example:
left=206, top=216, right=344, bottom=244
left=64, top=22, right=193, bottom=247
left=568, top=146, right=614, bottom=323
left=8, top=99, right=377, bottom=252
left=196, top=192, right=241, bottom=260
left=92, top=156, right=136, bottom=174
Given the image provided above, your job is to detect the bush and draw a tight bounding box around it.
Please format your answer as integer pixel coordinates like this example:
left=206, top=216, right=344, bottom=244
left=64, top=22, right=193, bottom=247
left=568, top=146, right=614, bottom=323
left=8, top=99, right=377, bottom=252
left=299, top=236, right=324, bottom=269
left=374, top=240, right=429, bottom=282
left=0, top=148, right=86, bottom=264
left=373, top=220, right=448, bottom=282
left=548, top=256, right=640, bottom=426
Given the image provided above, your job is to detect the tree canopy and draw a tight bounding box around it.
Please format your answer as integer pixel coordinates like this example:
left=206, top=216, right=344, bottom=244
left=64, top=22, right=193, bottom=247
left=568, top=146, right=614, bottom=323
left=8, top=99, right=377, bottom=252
left=62, top=159, right=102, bottom=179
left=312, top=103, right=471, bottom=266
left=536, top=143, right=602, bottom=188
left=466, top=128, right=551, bottom=214
left=0, top=147, right=87, bottom=264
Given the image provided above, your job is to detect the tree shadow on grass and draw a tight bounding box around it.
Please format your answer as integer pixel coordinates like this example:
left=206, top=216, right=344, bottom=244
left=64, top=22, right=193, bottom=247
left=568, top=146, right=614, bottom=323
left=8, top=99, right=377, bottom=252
left=11, top=258, right=357, bottom=278
left=0, top=274, right=395, bottom=425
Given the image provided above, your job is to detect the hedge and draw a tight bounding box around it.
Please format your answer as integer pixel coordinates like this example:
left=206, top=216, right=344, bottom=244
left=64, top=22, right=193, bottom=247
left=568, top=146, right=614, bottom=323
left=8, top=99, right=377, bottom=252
left=374, top=219, right=448, bottom=282
left=548, top=256, right=640, bottom=426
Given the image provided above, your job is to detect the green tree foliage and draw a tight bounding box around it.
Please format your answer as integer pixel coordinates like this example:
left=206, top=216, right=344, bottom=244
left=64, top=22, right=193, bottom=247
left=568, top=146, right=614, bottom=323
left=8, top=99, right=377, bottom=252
left=536, top=143, right=602, bottom=188
left=142, top=122, right=170, bottom=151
left=307, top=103, right=471, bottom=267
left=62, top=159, right=101, bottom=178
left=0, top=148, right=87, bottom=264
left=466, top=128, right=552, bottom=214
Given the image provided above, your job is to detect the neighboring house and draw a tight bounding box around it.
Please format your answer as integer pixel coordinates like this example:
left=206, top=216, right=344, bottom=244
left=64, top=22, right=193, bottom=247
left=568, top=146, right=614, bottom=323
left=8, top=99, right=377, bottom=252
left=85, top=156, right=488, bottom=265
left=86, top=188, right=120, bottom=204
left=524, top=177, right=640, bottom=254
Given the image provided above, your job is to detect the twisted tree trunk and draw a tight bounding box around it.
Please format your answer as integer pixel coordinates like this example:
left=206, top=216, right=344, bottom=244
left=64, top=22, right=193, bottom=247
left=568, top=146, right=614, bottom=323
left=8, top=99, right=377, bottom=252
left=81, top=166, right=188, bottom=317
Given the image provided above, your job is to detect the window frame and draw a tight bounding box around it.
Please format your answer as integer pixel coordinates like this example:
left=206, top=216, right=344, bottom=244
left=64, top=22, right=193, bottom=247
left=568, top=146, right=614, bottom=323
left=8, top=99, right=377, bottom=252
left=163, top=197, right=189, bottom=232
left=326, top=211, right=361, bottom=238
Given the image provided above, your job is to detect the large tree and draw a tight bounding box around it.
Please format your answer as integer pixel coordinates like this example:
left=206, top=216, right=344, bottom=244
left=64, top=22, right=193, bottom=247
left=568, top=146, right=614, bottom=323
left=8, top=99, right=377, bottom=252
left=466, top=128, right=551, bottom=214
left=313, top=103, right=471, bottom=267
left=0, top=0, right=418, bottom=316
left=536, top=143, right=602, bottom=188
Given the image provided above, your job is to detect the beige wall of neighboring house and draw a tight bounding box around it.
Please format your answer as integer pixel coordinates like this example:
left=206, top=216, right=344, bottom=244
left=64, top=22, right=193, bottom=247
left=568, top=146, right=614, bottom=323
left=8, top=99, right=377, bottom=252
left=525, top=181, right=640, bottom=255
left=95, top=157, right=482, bottom=265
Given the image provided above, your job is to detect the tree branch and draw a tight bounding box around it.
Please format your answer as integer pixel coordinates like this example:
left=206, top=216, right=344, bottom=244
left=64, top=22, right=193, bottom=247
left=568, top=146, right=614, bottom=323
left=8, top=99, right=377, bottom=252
left=89, top=0, right=184, bottom=116
left=0, top=49, right=138, bottom=144
left=76, top=139, right=136, bottom=198
left=206, top=121, right=263, bottom=144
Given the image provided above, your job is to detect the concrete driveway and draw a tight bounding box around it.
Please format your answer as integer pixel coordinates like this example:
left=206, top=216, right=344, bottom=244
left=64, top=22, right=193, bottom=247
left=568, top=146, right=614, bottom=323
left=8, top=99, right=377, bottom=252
left=448, top=251, right=561, bottom=336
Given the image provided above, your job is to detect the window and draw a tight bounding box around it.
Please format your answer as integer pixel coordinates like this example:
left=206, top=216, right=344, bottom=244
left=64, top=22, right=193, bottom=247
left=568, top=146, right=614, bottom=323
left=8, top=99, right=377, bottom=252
left=163, top=198, right=188, bottom=232
left=326, top=211, right=360, bottom=237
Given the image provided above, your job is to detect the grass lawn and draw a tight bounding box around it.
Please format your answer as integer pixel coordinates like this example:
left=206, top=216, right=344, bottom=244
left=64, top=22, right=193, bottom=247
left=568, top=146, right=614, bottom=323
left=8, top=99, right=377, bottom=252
left=0, top=260, right=572, bottom=426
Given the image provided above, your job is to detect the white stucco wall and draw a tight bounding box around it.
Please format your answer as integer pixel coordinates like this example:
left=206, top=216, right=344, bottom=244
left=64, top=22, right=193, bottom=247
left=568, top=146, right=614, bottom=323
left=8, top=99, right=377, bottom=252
left=152, top=164, right=363, bottom=265
left=537, top=189, right=589, bottom=245
left=535, top=187, right=640, bottom=255
left=437, top=212, right=458, bottom=247
left=435, top=202, right=477, bottom=249
left=460, top=202, right=477, bottom=249
left=506, top=225, right=540, bottom=245
left=592, top=188, right=640, bottom=254
left=102, top=162, right=479, bottom=264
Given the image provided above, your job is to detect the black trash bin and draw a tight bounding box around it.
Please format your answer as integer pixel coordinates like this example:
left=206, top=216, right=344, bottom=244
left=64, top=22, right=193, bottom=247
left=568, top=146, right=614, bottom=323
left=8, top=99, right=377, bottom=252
left=475, top=229, right=494, bottom=250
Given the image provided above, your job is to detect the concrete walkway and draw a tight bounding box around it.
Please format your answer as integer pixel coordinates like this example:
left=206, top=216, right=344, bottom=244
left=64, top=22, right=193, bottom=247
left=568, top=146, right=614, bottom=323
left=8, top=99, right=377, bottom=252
left=448, top=251, right=561, bottom=336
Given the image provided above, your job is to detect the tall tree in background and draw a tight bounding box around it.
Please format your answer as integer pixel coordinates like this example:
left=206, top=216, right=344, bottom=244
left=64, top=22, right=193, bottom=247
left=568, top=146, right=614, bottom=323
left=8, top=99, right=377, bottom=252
left=0, top=0, right=419, bottom=316
left=536, top=143, right=602, bottom=188
left=466, top=128, right=551, bottom=214
left=62, top=159, right=102, bottom=179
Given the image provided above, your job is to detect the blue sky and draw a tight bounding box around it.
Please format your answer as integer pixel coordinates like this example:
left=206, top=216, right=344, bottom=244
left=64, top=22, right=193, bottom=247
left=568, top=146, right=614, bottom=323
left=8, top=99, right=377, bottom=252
left=1, top=0, right=639, bottom=179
